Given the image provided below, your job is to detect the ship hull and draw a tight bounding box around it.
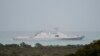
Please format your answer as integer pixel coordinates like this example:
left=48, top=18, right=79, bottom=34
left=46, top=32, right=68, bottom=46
left=13, top=36, right=84, bottom=41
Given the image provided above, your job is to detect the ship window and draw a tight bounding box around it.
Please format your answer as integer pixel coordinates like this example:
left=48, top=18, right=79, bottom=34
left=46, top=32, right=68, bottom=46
left=55, top=35, right=59, bottom=37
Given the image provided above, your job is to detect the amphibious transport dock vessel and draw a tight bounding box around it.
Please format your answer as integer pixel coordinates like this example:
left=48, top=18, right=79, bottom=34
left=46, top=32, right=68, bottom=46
left=13, top=31, right=84, bottom=40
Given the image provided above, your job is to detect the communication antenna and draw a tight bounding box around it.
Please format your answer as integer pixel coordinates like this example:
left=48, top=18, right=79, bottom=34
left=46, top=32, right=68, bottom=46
left=54, top=27, right=59, bottom=33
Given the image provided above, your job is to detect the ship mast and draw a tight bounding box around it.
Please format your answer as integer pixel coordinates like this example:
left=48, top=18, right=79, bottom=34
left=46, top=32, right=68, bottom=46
left=54, top=27, right=59, bottom=33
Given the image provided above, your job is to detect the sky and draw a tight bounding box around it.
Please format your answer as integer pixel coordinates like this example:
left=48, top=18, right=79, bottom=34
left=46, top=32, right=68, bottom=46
left=0, top=0, right=100, bottom=31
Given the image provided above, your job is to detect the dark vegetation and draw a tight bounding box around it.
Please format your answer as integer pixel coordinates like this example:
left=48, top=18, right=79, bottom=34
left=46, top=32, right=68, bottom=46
left=0, top=39, right=100, bottom=56
left=0, top=42, right=83, bottom=56
left=66, top=40, right=100, bottom=56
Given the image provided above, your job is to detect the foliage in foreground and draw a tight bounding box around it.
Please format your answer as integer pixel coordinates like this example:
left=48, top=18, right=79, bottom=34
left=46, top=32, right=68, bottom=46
left=66, top=39, right=100, bottom=56
left=0, top=39, right=100, bottom=56
left=0, top=42, right=83, bottom=56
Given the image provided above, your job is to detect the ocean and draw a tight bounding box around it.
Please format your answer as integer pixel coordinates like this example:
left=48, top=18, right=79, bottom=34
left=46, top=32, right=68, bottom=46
left=0, top=31, right=100, bottom=46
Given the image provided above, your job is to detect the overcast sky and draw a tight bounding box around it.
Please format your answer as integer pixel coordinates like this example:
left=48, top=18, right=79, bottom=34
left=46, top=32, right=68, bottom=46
left=0, top=0, right=100, bottom=31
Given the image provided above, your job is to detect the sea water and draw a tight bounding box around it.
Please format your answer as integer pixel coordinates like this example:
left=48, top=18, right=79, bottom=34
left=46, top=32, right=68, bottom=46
left=0, top=31, right=100, bottom=46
